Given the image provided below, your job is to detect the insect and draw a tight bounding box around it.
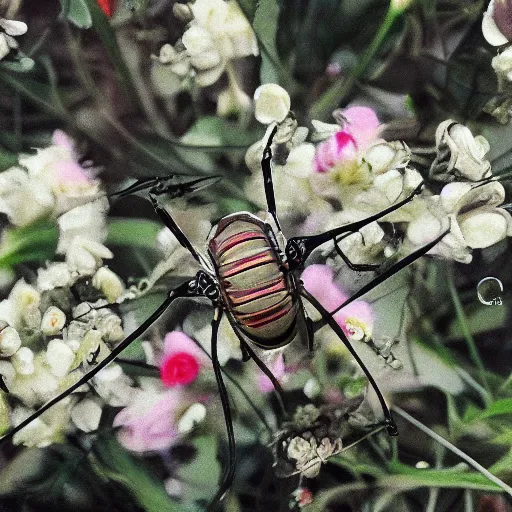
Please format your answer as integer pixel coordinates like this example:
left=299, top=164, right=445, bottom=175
left=0, top=125, right=447, bottom=510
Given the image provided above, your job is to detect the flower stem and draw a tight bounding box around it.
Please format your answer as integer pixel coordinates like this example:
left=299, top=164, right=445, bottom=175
left=393, top=406, right=512, bottom=497
left=447, top=271, right=491, bottom=395
left=310, top=3, right=400, bottom=120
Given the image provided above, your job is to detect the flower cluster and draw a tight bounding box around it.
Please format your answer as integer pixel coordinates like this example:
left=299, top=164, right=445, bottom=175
left=0, top=257, right=129, bottom=447
left=155, top=0, right=257, bottom=89
left=248, top=84, right=512, bottom=266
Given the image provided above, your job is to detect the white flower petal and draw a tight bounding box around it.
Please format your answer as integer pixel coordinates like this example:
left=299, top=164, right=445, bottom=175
left=0, top=19, right=28, bottom=36
left=71, top=399, right=102, bottom=433
left=459, top=211, right=508, bottom=249
left=482, top=1, right=509, bottom=46
left=254, top=84, right=291, bottom=124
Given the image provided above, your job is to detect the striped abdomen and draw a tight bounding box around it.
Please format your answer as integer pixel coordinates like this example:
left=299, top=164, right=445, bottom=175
left=208, top=213, right=298, bottom=349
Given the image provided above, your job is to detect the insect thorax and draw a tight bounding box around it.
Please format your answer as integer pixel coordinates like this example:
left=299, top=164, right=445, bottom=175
left=208, top=212, right=298, bottom=349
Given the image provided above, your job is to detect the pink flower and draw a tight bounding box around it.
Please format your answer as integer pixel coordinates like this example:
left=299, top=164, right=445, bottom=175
left=314, top=106, right=381, bottom=173
left=159, top=331, right=209, bottom=387
left=300, top=264, right=374, bottom=337
left=52, top=130, right=92, bottom=186
left=113, top=387, right=183, bottom=452
left=257, top=353, right=286, bottom=393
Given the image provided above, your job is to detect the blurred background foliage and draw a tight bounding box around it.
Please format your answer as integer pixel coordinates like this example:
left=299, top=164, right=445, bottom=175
left=0, top=0, right=511, bottom=511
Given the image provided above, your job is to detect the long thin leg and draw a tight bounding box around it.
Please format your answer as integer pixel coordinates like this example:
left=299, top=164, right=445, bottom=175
left=149, top=192, right=202, bottom=264
left=261, top=125, right=281, bottom=232
left=334, top=233, right=380, bottom=272
left=329, top=228, right=449, bottom=316
left=208, top=308, right=236, bottom=511
left=286, top=182, right=424, bottom=267
left=0, top=276, right=207, bottom=445
left=300, top=288, right=398, bottom=437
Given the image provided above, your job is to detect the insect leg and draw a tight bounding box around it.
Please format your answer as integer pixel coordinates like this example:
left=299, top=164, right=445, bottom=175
left=149, top=192, right=203, bottom=264
left=261, top=125, right=282, bottom=232
left=329, top=228, right=449, bottom=316
left=208, top=307, right=236, bottom=511
left=333, top=232, right=380, bottom=272
left=0, top=275, right=206, bottom=445
left=300, top=287, right=398, bottom=437
left=286, top=182, right=424, bottom=267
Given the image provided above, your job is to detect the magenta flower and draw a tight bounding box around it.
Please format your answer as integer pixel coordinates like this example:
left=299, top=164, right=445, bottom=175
left=113, top=387, right=183, bottom=452
left=314, top=106, right=381, bottom=173
left=300, top=264, right=374, bottom=339
left=160, top=331, right=210, bottom=387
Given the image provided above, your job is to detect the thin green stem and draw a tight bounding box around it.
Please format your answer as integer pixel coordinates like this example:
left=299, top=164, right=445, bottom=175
left=310, top=4, right=399, bottom=120
left=448, top=271, right=491, bottom=394
left=393, top=406, right=512, bottom=497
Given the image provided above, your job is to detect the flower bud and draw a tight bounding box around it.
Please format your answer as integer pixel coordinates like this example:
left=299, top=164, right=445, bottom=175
left=173, top=2, right=194, bottom=23
left=92, top=267, right=125, bottom=303
left=41, top=306, right=66, bottom=336
left=0, top=324, right=21, bottom=357
left=177, top=403, right=207, bottom=433
left=95, top=312, right=124, bottom=343
left=303, top=378, right=321, bottom=399
left=12, top=347, right=35, bottom=375
left=46, top=339, right=75, bottom=377
left=71, top=398, right=102, bottom=433
left=492, top=47, right=512, bottom=86
left=254, top=84, right=291, bottom=124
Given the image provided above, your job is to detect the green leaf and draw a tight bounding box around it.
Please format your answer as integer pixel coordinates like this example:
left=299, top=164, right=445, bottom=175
left=60, top=0, right=93, bottom=28
left=253, top=0, right=281, bottom=83
left=107, top=218, right=162, bottom=249
left=464, top=398, right=512, bottom=423
left=0, top=148, right=18, bottom=171
left=178, top=436, right=222, bottom=504
left=93, top=434, right=180, bottom=512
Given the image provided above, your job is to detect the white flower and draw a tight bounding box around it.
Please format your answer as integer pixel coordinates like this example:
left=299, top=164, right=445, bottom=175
left=0, top=167, right=54, bottom=227
left=12, top=347, right=35, bottom=375
left=364, top=141, right=410, bottom=175
left=57, top=196, right=109, bottom=255
left=94, top=310, right=124, bottom=343
left=406, top=181, right=512, bottom=263
left=177, top=403, right=207, bottom=433
left=482, top=0, right=511, bottom=46
left=46, top=339, right=75, bottom=378
left=70, top=398, right=102, bottom=433
left=41, top=306, right=66, bottom=336
left=492, top=47, right=512, bottom=87
left=0, top=18, right=27, bottom=61
left=92, top=363, right=133, bottom=407
left=254, top=84, right=291, bottom=125
left=0, top=324, right=21, bottom=357
left=36, top=262, right=73, bottom=291
left=303, top=378, right=321, bottom=399
left=66, top=236, right=113, bottom=275
left=92, top=267, right=125, bottom=303
left=430, top=120, right=491, bottom=182
left=11, top=400, right=71, bottom=448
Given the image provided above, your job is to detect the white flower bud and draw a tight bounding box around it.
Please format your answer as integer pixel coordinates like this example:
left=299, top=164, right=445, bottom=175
left=177, top=403, right=207, bottom=434
left=12, top=347, right=35, bottom=375
left=37, top=263, right=72, bottom=291
left=66, top=236, right=114, bottom=275
left=492, top=47, right=512, bottom=84
left=0, top=19, right=28, bottom=36
left=92, top=267, right=125, bottom=303
left=254, top=84, right=291, bottom=124
left=287, top=436, right=314, bottom=461
left=303, top=378, right=321, bottom=399
left=46, top=339, right=75, bottom=377
left=459, top=210, right=509, bottom=249
left=71, top=399, right=102, bottom=433
left=0, top=324, right=21, bottom=357
left=173, top=3, right=194, bottom=23
left=41, top=306, right=66, bottom=336
left=182, top=25, right=214, bottom=56
left=95, top=312, right=124, bottom=343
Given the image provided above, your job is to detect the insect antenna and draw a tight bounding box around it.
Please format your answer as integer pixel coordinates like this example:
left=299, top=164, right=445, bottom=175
left=208, top=308, right=237, bottom=511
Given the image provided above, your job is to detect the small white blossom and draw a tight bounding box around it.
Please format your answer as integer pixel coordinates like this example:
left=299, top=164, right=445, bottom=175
left=12, top=347, right=35, bottom=375
left=303, top=378, right=321, bottom=399
left=66, top=236, right=114, bottom=275
left=177, top=403, right=207, bottom=434
left=41, top=306, right=66, bottom=336
left=254, top=84, right=291, bottom=124
left=46, top=339, right=75, bottom=378
left=92, top=267, right=125, bottom=303
left=0, top=18, right=27, bottom=61
left=92, top=363, right=133, bottom=407
left=70, top=398, right=102, bottom=433
left=492, top=47, right=512, bottom=87
left=37, top=262, right=73, bottom=291
left=0, top=324, right=21, bottom=357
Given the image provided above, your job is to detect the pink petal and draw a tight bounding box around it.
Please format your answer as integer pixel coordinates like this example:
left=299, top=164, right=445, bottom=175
left=301, top=265, right=348, bottom=312
left=257, top=354, right=286, bottom=393
left=52, top=130, right=75, bottom=153
left=54, top=161, right=91, bottom=185
left=342, top=106, right=381, bottom=149
left=163, top=331, right=209, bottom=365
